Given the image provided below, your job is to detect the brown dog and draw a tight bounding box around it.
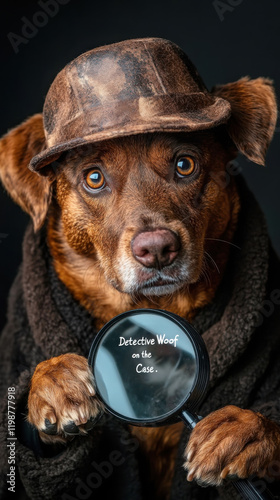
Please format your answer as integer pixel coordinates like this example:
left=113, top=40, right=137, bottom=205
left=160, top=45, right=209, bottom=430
left=1, top=39, right=280, bottom=499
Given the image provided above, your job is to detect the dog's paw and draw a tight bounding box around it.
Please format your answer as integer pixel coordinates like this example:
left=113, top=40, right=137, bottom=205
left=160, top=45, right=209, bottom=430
left=28, top=353, right=104, bottom=444
left=183, top=405, right=280, bottom=486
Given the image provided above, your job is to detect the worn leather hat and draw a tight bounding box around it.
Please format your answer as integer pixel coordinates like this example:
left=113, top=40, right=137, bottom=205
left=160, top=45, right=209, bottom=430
left=30, top=37, right=231, bottom=172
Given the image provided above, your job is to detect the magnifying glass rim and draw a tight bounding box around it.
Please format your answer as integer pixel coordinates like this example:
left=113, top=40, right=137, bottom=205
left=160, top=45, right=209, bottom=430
left=88, top=308, right=210, bottom=426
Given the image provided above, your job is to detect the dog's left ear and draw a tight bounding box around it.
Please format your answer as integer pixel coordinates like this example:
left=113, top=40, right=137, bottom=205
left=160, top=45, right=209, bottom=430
left=0, top=114, right=55, bottom=232
left=212, top=77, right=277, bottom=165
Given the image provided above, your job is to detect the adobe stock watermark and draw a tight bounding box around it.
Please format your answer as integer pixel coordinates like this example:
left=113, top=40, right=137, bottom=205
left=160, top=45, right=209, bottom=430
left=213, top=0, right=245, bottom=22
left=252, top=288, right=280, bottom=328
left=7, top=387, right=17, bottom=494
left=60, top=422, right=279, bottom=499
left=0, top=233, right=8, bottom=245
left=222, top=460, right=280, bottom=499
left=248, top=460, right=280, bottom=496
left=210, top=159, right=242, bottom=190
left=7, top=0, right=71, bottom=54
left=60, top=426, right=141, bottom=500
left=192, top=159, right=242, bottom=209
left=274, top=114, right=280, bottom=133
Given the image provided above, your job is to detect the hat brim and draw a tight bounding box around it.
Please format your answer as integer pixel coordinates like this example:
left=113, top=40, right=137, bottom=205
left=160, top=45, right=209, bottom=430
left=29, top=97, right=231, bottom=173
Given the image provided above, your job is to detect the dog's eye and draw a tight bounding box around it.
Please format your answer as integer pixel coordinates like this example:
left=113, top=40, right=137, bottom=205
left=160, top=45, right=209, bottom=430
left=175, top=156, right=196, bottom=177
left=85, top=169, right=105, bottom=190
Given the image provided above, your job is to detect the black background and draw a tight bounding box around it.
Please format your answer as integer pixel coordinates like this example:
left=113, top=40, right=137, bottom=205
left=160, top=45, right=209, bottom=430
left=0, top=0, right=279, bottom=331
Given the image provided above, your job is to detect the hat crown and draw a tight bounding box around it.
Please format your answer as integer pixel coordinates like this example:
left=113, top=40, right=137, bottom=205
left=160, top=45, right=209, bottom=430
left=43, top=38, right=209, bottom=142
left=30, top=38, right=231, bottom=172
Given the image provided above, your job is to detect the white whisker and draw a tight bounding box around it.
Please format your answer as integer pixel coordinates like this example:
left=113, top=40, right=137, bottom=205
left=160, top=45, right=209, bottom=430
left=205, top=237, right=241, bottom=250
left=204, top=251, right=221, bottom=275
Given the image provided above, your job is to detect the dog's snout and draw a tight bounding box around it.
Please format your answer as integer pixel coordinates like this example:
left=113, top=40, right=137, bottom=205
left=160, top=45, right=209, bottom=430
left=131, top=229, right=180, bottom=268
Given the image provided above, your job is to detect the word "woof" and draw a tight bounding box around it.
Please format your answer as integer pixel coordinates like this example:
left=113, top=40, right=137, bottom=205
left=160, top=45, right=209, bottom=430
left=8, top=0, right=71, bottom=54
left=119, top=334, right=179, bottom=348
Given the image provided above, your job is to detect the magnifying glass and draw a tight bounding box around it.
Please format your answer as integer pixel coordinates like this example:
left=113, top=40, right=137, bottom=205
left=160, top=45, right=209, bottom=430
left=88, top=309, right=275, bottom=500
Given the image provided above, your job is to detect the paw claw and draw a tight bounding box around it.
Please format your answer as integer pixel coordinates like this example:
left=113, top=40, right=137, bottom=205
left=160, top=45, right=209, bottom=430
left=63, top=421, right=80, bottom=435
left=83, top=414, right=102, bottom=431
left=187, top=469, right=196, bottom=482
left=87, top=384, right=95, bottom=396
left=221, top=466, right=230, bottom=479
left=79, top=413, right=88, bottom=424
left=187, top=449, right=195, bottom=462
left=43, top=419, right=57, bottom=435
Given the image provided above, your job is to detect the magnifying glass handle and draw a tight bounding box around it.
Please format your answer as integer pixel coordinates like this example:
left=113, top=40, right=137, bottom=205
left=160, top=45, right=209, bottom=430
left=181, top=410, right=276, bottom=500
left=230, top=477, right=275, bottom=500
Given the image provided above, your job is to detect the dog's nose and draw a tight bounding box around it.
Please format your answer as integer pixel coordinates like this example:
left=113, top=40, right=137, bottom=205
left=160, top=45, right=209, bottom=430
left=131, top=229, right=180, bottom=268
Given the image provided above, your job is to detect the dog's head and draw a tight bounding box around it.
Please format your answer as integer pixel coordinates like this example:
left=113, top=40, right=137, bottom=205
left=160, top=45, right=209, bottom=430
left=0, top=77, right=277, bottom=302
left=45, top=128, right=237, bottom=298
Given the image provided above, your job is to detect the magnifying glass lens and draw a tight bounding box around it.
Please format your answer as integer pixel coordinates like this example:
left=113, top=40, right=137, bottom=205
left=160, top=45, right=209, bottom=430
left=92, top=312, right=197, bottom=423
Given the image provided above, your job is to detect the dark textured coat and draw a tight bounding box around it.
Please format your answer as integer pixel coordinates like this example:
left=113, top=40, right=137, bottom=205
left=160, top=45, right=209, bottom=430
left=1, top=178, right=280, bottom=499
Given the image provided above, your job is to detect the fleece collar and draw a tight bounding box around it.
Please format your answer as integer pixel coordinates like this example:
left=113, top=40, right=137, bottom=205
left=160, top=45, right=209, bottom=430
left=193, top=178, right=269, bottom=387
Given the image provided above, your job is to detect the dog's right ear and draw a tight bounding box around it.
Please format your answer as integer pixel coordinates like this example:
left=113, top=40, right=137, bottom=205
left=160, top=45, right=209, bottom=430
left=0, top=114, right=54, bottom=232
